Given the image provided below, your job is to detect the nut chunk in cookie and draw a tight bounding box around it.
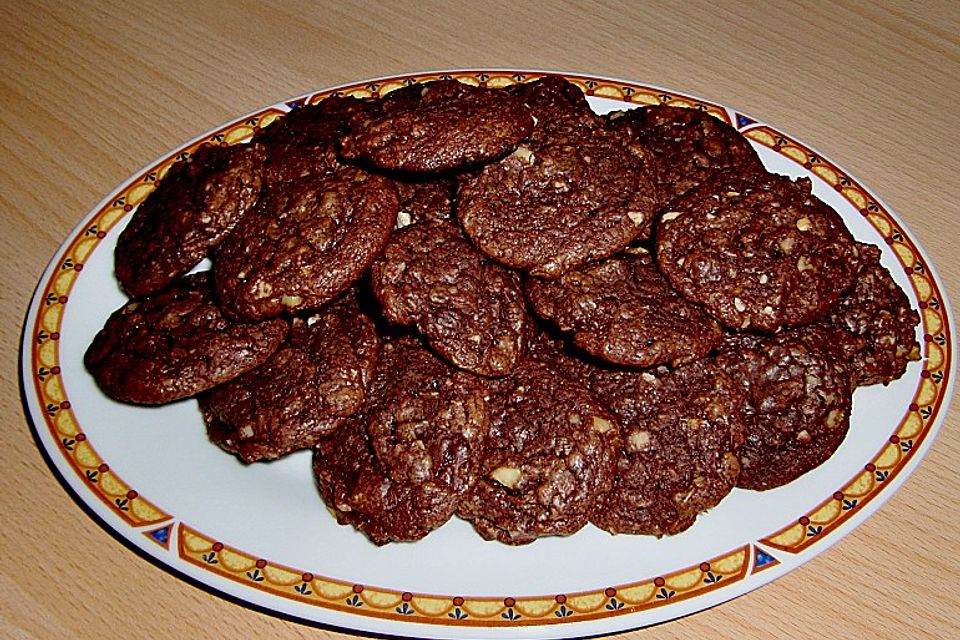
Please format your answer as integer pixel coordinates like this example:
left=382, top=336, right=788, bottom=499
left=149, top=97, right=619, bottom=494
left=656, top=169, right=862, bottom=331
left=371, top=220, right=529, bottom=376
left=823, top=242, right=921, bottom=387
left=201, top=295, right=379, bottom=463
left=393, top=176, right=454, bottom=228
left=313, top=336, right=489, bottom=544
left=526, top=248, right=722, bottom=367
left=84, top=272, right=288, bottom=405
left=340, top=80, right=534, bottom=173
left=457, top=76, right=661, bottom=278
left=715, top=326, right=856, bottom=490
left=214, top=164, right=398, bottom=320
left=585, top=360, right=747, bottom=536
left=458, top=360, right=620, bottom=544
left=115, top=142, right=265, bottom=298
left=607, top=104, right=765, bottom=200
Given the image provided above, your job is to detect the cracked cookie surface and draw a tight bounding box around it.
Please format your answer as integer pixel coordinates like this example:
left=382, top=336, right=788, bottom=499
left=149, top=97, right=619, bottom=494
left=313, top=336, right=489, bottom=544
left=214, top=164, right=398, bottom=320
left=457, top=76, right=661, bottom=278
left=202, top=294, right=379, bottom=462
left=656, top=169, right=862, bottom=331
left=371, top=220, right=529, bottom=376
left=526, top=249, right=721, bottom=367
left=458, top=360, right=620, bottom=544
left=84, top=272, right=288, bottom=404
left=115, top=142, right=265, bottom=298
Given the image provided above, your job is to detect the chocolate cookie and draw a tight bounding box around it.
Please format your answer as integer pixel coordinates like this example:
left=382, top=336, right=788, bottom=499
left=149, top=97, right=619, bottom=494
left=457, top=76, right=661, bottom=278
left=608, top=104, right=765, bottom=200
left=115, top=142, right=265, bottom=298
left=393, top=176, right=454, bottom=228
left=585, top=360, right=747, bottom=536
left=340, top=80, right=534, bottom=173
left=214, top=164, right=398, bottom=320
left=253, top=95, right=371, bottom=184
left=525, top=248, right=722, bottom=367
left=505, top=75, right=601, bottom=131
left=458, top=360, right=620, bottom=544
left=524, top=322, right=598, bottom=384
left=824, top=243, right=921, bottom=386
left=84, top=272, right=288, bottom=404
left=371, top=220, right=529, bottom=376
left=201, top=295, right=379, bottom=462
left=656, top=169, right=862, bottom=331
left=715, top=326, right=856, bottom=490
left=313, top=336, right=489, bottom=544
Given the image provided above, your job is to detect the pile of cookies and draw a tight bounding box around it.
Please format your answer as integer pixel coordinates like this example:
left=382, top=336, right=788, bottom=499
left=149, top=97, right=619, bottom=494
left=85, top=76, right=921, bottom=545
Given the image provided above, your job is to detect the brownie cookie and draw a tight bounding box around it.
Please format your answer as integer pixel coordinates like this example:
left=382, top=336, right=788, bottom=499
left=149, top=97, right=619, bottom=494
left=457, top=76, right=661, bottom=278
left=526, top=248, right=722, bottom=367
left=608, top=104, right=765, bottom=200
left=505, top=75, right=601, bottom=130
left=715, top=326, right=856, bottom=490
left=656, top=169, right=862, bottom=331
left=84, top=272, right=288, bottom=404
left=584, top=360, right=746, bottom=536
left=115, top=142, right=265, bottom=298
left=340, top=80, right=534, bottom=173
left=458, top=360, right=621, bottom=544
left=253, top=95, right=371, bottom=184
left=201, top=295, right=379, bottom=462
left=313, top=336, right=489, bottom=544
left=393, top=176, right=454, bottom=228
left=371, top=220, right=529, bottom=376
left=823, top=242, right=921, bottom=386
left=214, top=164, right=398, bottom=320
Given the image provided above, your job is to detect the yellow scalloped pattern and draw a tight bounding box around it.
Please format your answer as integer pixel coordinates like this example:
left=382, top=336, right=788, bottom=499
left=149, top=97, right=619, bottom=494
left=179, top=524, right=747, bottom=625
left=744, top=126, right=951, bottom=553
left=29, top=111, right=280, bottom=528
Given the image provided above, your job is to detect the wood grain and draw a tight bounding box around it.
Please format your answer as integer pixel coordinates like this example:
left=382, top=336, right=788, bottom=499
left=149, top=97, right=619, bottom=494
left=1, top=1, right=957, bottom=639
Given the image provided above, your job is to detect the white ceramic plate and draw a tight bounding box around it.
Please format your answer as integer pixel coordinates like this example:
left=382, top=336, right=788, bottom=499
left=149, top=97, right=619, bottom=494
left=21, top=70, right=956, bottom=639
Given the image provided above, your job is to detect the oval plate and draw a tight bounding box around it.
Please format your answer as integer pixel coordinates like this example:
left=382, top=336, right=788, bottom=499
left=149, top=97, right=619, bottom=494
left=21, top=70, right=956, bottom=639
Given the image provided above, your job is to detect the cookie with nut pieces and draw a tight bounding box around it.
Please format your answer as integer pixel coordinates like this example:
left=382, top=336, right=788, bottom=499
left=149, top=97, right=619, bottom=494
left=457, top=76, right=662, bottom=278
left=586, top=359, right=747, bottom=536
left=115, top=142, right=266, bottom=298
left=201, top=293, right=379, bottom=462
left=525, top=247, right=722, bottom=367
left=313, top=336, right=490, bottom=544
left=340, top=80, right=534, bottom=173
left=715, top=325, right=856, bottom=490
left=370, top=219, right=530, bottom=376
left=607, top=104, right=765, bottom=200
left=214, top=164, right=398, bottom=320
left=656, top=169, right=862, bottom=331
left=84, top=272, right=288, bottom=405
left=457, top=360, right=621, bottom=544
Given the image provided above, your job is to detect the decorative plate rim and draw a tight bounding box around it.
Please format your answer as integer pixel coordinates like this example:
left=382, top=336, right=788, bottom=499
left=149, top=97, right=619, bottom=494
left=21, top=69, right=956, bottom=639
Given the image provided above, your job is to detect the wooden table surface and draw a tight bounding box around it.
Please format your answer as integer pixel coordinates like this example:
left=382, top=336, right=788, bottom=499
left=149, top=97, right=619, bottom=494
left=2, top=1, right=958, bottom=638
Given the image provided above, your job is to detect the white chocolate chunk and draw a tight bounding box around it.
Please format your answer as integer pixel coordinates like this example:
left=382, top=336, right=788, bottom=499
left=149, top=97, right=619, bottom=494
left=491, top=466, right=522, bottom=489
left=591, top=415, right=614, bottom=433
